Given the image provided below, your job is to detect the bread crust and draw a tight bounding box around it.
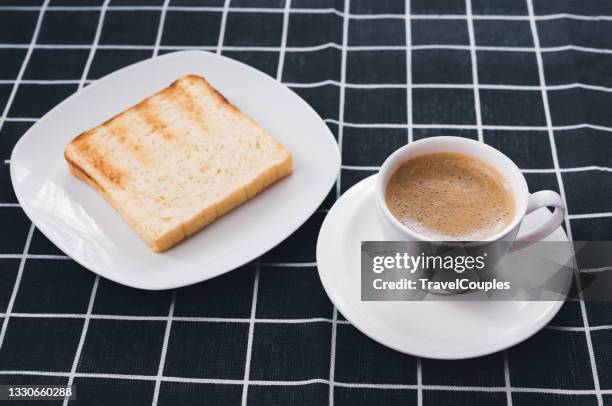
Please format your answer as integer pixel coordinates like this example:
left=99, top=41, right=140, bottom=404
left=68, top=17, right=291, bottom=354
left=65, top=156, right=158, bottom=248
left=64, top=75, right=293, bottom=252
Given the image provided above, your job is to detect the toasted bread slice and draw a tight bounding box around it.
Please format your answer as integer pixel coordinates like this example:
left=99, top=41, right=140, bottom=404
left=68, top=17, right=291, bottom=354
left=64, top=75, right=292, bottom=252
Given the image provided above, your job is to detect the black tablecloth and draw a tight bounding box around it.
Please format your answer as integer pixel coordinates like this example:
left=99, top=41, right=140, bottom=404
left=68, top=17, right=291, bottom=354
left=1, top=0, right=612, bottom=405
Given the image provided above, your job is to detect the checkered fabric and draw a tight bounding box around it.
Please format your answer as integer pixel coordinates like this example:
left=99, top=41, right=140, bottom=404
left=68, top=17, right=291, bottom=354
left=0, top=0, right=611, bottom=405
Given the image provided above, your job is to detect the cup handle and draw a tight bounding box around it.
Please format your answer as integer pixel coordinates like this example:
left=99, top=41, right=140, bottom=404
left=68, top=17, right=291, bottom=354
left=511, top=191, right=565, bottom=250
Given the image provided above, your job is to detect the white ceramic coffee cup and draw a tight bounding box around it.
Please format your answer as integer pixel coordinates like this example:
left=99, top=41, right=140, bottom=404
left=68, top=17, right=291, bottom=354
left=376, top=136, right=565, bottom=246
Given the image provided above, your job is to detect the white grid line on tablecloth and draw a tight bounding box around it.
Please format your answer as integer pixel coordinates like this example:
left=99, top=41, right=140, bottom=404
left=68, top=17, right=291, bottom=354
left=289, top=83, right=612, bottom=92
left=2, top=5, right=612, bottom=22
left=216, top=0, right=230, bottom=55
left=276, top=0, right=291, bottom=85
left=0, top=369, right=610, bottom=396
left=526, top=1, right=603, bottom=405
left=567, top=212, right=612, bottom=220
left=1, top=313, right=352, bottom=324
left=286, top=82, right=612, bottom=92
left=337, top=164, right=612, bottom=175
left=152, top=0, right=170, bottom=59
left=2, top=311, right=612, bottom=331
left=325, top=121, right=612, bottom=132
left=465, top=0, right=483, bottom=143
left=0, top=254, right=73, bottom=259
left=152, top=291, right=175, bottom=406
left=334, top=0, right=350, bottom=200
left=524, top=167, right=612, bottom=174
left=3, top=43, right=612, bottom=56
left=329, top=1, right=350, bottom=402
left=416, top=357, right=423, bottom=406
left=329, top=2, right=350, bottom=403
left=328, top=307, right=338, bottom=406
left=569, top=212, right=612, bottom=219
left=406, top=3, right=421, bottom=404
left=405, top=0, right=413, bottom=144
left=580, top=265, right=612, bottom=273
left=546, top=324, right=612, bottom=332
left=5, top=118, right=612, bottom=135
left=63, top=277, right=99, bottom=406
left=504, top=350, right=513, bottom=406
left=240, top=262, right=260, bottom=406
left=4, top=80, right=612, bottom=94
left=62, top=2, right=110, bottom=403
left=150, top=3, right=174, bottom=403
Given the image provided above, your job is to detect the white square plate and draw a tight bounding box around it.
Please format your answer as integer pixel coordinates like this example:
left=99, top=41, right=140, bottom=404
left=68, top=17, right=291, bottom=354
left=10, top=50, right=340, bottom=290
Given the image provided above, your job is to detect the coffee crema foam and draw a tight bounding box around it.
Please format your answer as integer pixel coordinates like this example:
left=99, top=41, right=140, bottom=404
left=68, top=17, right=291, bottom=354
left=385, top=152, right=516, bottom=240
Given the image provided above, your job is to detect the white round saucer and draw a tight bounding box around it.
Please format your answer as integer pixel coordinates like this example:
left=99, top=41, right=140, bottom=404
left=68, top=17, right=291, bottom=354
left=316, top=175, right=571, bottom=359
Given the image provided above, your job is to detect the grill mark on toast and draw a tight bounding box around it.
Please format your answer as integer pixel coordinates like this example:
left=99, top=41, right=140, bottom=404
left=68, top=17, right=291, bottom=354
left=69, top=140, right=127, bottom=188
left=135, top=98, right=190, bottom=149
left=167, top=80, right=210, bottom=133
left=89, top=149, right=126, bottom=188
left=105, top=120, right=151, bottom=166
